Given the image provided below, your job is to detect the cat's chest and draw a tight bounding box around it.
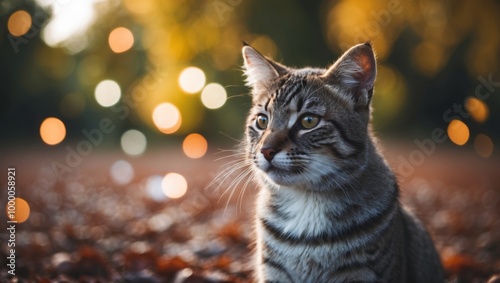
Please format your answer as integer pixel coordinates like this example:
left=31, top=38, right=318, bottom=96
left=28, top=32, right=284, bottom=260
left=257, top=188, right=341, bottom=237
left=255, top=185, right=395, bottom=282
left=258, top=241, right=378, bottom=283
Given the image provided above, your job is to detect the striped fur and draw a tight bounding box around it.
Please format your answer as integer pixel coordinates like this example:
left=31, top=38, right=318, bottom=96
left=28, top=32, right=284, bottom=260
left=242, top=43, right=444, bottom=282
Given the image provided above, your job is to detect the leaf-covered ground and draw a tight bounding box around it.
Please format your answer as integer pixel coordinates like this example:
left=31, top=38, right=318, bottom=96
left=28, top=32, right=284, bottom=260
left=1, top=145, right=499, bottom=282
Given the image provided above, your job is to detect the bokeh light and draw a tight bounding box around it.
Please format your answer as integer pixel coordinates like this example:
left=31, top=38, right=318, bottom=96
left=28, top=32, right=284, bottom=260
left=474, top=134, right=494, bottom=158
left=178, top=67, right=206, bottom=94
left=38, top=0, right=99, bottom=51
left=95, top=80, right=121, bottom=107
left=5, top=198, right=30, bottom=223
left=110, top=160, right=134, bottom=185
left=152, top=103, right=182, bottom=134
left=109, top=27, right=134, bottom=53
left=40, top=117, right=66, bottom=145
left=8, top=10, right=32, bottom=37
left=121, top=129, right=147, bottom=156
left=447, top=119, right=470, bottom=146
left=183, top=133, right=208, bottom=159
left=162, top=173, right=187, bottom=199
left=465, top=97, right=489, bottom=123
left=201, top=83, right=227, bottom=109
left=145, top=175, right=168, bottom=202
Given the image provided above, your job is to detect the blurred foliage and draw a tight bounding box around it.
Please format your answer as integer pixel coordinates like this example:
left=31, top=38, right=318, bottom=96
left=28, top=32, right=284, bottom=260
left=1, top=0, right=499, bottom=155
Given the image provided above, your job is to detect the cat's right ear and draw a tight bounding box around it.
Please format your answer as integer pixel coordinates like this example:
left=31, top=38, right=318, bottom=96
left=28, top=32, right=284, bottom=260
left=242, top=44, right=287, bottom=95
left=322, top=42, right=377, bottom=109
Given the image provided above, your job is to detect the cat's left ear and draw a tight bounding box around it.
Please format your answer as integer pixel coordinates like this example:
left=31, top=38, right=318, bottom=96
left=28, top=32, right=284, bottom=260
left=323, top=42, right=376, bottom=108
left=242, top=43, right=288, bottom=95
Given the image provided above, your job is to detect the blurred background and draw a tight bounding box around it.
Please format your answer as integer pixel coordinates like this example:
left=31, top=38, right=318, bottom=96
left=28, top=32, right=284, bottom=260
left=1, top=0, right=500, bottom=281
left=1, top=0, right=499, bottom=152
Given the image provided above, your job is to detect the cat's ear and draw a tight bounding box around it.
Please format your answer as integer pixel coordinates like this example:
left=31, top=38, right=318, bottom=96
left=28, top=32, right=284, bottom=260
left=242, top=44, right=288, bottom=94
left=323, top=42, right=376, bottom=108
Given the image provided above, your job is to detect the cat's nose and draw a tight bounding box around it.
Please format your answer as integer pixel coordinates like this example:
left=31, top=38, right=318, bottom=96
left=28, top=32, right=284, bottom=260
left=261, top=147, right=278, bottom=162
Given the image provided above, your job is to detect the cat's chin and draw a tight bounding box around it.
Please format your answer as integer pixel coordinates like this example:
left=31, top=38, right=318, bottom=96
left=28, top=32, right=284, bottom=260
left=260, top=167, right=306, bottom=187
left=261, top=167, right=339, bottom=191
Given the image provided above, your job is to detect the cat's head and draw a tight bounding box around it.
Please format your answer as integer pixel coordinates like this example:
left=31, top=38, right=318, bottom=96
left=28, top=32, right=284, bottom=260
left=242, top=43, right=377, bottom=190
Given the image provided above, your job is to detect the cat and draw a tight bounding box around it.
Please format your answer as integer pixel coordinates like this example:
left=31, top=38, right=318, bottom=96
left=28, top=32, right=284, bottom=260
left=241, top=42, right=445, bottom=283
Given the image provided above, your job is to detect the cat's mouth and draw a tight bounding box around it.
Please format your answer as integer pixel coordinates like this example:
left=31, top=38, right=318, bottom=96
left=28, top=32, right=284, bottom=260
left=255, top=151, right=309, bottom=186
left=259, top=162, right=305, bottom=186
left=256, top=153, right=332, bottom=187
left=258, top=160, right=286, bottom=174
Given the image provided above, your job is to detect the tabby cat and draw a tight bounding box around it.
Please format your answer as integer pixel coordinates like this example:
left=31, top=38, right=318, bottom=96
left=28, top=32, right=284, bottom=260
left=241, top=42, right=444, bottom=283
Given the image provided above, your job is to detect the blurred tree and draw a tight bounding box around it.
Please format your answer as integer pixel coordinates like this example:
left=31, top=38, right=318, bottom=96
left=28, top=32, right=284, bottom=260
left=1, top=0, right=50, bottom=145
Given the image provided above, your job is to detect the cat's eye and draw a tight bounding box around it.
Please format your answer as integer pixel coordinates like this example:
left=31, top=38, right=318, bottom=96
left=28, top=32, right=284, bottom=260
left=256, top=114, right=269, bottom=130
left=300, top=115, right=320, bottom=129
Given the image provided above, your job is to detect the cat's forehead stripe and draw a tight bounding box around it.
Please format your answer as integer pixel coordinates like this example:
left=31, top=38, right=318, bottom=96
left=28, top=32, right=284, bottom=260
left=266, top=77, right=305, bottom=112
left=279, top=82, right=304, bottom=108
left=296, top=96, right=304, bottom=112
